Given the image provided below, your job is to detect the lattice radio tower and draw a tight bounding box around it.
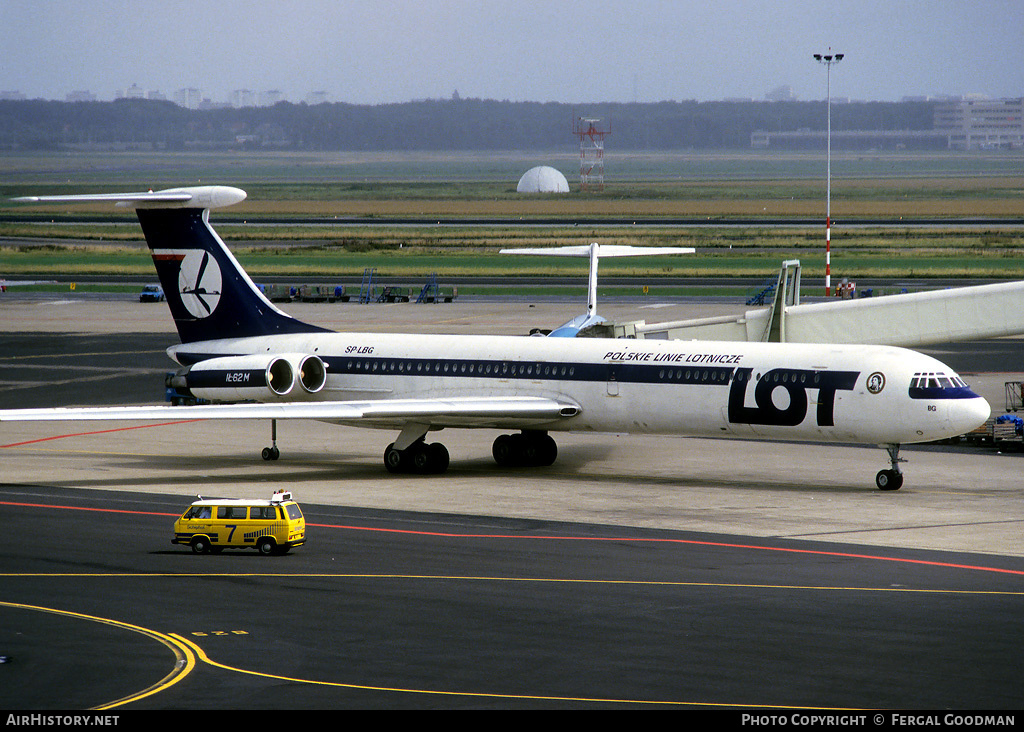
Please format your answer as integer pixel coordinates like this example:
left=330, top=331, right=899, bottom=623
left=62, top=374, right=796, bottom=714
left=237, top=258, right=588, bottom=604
left=572, top=115, right=610, bottom=191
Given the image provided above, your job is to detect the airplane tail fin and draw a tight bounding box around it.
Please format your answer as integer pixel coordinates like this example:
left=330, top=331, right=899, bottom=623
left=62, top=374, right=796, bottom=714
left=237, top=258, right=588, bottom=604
left=14, top=187, right=328, bottom=343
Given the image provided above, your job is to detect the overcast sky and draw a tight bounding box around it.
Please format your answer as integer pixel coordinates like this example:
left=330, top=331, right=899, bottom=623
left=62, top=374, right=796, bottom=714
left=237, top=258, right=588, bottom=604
left=2, top=0, right=1021, bottom=104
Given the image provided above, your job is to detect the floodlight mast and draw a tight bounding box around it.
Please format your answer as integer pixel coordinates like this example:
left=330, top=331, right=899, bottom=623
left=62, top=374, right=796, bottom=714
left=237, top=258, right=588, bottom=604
left=814, top=51, right=843, bottom=296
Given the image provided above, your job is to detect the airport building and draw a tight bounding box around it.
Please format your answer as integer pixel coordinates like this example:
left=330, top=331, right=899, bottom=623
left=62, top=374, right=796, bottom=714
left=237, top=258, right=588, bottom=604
left=752, top=98, right=1024, bottom=151
left=933, top=98, right=1024, bottom=150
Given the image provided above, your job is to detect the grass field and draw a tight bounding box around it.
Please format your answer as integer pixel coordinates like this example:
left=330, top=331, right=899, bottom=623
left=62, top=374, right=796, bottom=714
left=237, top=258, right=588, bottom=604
left=2, top=149, right=1022, bottom=280
left=4, top=233, right=1024, bottom=280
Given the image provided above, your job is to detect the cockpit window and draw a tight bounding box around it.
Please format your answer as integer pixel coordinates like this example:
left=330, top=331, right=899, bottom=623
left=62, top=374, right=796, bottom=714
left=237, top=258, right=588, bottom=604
left=909, top=372, right=975, bottom=399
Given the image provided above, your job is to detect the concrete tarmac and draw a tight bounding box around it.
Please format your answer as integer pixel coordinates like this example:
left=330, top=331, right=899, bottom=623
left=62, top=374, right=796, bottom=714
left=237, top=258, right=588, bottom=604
left=2, top=295, right=1023, bottom=558
left=3, top=294, right=1024, bottom=710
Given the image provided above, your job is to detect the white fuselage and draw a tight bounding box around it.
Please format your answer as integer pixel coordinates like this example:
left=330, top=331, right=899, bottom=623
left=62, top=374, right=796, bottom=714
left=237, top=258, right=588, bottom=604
left=171, top=331, right=990, bottom=446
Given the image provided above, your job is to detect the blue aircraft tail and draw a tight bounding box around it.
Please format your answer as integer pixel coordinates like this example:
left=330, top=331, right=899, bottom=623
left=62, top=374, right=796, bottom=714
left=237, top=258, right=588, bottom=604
left=15, top=186, right=328, bottom=344
left=136, top=206, right=328, bottom=343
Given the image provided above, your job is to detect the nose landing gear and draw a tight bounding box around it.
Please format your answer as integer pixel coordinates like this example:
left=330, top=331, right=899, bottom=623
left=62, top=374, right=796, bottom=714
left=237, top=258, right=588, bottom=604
left=261, top=419, right=280, bottom=461
left=876, top=444, right=904, bottom=491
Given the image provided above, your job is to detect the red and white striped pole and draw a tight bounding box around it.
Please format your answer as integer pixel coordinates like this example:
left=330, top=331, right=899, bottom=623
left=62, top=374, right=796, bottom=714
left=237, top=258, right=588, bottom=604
left=825, top=215, right=831, bottom=296
left=814, top=51, right=843, bottom=296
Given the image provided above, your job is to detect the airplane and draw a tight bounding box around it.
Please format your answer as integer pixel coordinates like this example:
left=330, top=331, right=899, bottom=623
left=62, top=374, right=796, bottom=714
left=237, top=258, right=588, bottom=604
left=1, top=186, right=991, bottom=490
left=499, top=242, right=695, bottom=337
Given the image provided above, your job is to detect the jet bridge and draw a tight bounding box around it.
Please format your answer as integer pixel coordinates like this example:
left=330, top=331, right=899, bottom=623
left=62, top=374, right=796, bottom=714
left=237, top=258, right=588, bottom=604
left=616, top=260, right=1024, bottom=347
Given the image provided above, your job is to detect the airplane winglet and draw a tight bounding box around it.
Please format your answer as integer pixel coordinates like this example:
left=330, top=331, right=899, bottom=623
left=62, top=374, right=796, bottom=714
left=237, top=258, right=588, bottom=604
left=12, top=185, right=246, bottom=210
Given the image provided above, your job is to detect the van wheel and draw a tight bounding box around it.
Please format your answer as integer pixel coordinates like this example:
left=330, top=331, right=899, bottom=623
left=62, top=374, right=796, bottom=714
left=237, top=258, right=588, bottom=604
left=191, top=536, right=211, bottom=554
left=257, top=537, right=277, bottom=555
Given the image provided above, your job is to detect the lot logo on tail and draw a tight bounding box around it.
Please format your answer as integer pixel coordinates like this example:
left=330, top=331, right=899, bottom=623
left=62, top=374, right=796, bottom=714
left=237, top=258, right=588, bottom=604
left=153, top=249, right=223, bottom=319
left=178, top=250, right=222, bottom=318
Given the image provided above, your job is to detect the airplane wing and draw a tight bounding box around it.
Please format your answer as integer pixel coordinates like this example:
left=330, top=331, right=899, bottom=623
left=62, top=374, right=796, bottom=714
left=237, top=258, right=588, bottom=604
left=0, top=395, right=581, bottom=431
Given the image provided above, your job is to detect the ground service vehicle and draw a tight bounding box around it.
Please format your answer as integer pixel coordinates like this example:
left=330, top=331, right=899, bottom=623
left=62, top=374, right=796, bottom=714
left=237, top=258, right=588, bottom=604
left=172, top=491, right=305, bottom=555
left=139, top=284, right=164, bottom=302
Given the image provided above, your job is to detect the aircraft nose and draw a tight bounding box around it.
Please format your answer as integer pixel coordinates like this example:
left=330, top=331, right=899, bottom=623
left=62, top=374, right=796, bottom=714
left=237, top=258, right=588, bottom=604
left=949, top=396, right=991, bottom=436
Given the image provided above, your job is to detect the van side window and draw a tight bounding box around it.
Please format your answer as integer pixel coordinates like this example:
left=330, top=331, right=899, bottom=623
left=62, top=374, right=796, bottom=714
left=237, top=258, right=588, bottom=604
left=184, top=506, right=212, bottom=519
left=251, top=506, right=279, bottom=520
left=217, top=506, right=247, bottom=519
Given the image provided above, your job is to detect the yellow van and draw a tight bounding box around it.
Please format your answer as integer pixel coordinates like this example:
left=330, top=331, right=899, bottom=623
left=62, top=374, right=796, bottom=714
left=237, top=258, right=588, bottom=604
left=172, top=491, right=305, bottom=555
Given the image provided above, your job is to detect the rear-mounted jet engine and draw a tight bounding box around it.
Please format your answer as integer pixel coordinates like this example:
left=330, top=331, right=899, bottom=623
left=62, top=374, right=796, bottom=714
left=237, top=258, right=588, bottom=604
left=171, top=353, right=327, bottom=402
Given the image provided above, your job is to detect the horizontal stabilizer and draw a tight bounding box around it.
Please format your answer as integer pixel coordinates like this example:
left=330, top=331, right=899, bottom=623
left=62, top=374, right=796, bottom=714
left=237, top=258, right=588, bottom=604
left=500, top=245, right=694, bottom=257
left=12, top=186, right=246, bottom=210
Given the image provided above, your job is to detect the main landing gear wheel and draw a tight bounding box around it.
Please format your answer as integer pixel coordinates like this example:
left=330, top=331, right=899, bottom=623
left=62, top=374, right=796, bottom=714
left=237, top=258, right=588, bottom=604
left=492, top=432, right=557, bottom=468
left=383, top=441, right=450, bottom=475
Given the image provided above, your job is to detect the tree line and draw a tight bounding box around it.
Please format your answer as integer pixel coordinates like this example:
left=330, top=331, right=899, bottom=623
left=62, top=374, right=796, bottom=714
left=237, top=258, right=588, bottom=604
left=0, top=97, right=936, bottom=151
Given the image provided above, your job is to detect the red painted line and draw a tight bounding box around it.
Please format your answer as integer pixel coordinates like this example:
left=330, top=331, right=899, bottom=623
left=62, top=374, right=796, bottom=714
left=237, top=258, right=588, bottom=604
left=1, top=420, right=203, bottom=448
left=4, top=499, right=1020, bottom=578
left=1, top=501, right=176, bottom=518
left=303, top=522, right=1024, bottom=577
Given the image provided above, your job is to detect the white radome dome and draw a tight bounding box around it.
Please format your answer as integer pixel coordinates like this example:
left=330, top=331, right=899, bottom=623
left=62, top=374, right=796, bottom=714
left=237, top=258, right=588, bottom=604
left=516, top=166, right=570, bottom=193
